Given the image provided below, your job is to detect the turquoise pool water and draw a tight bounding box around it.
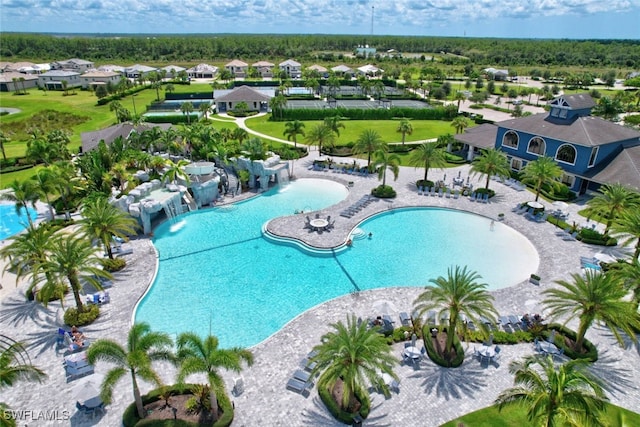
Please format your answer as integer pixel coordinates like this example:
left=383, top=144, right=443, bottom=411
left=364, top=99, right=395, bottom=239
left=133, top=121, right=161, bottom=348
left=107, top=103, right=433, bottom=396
left=135, top=179, right=538, bottom=348
left=0, top=204, right=37, bottom=240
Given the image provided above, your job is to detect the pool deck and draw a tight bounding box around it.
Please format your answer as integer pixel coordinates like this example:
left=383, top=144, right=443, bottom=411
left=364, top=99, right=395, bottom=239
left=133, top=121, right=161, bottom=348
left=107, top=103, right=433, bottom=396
left=2, top=150, right=639, bottom=426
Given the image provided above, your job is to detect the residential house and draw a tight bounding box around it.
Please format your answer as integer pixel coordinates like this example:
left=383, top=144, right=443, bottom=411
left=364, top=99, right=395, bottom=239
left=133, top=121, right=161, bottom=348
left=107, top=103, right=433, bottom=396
left=3, top=62, right=36, bottom=73
left=252, top=61, right=275, bottom=78
left=160, top=65, right=186, bottom=79
left=37, top=70, right=82, bottom=90
left=483, top=67, right=510, bottom=81
left=81, top=70, right=122, bottom=89
left=279, top=59, right=302, bottom=79
left=331, top=64, right=355, bottom=78
left=50, top=58, right=95, bottom=73
left=0, top=72, right=39, bottom=92
left=357, top=64, right=383, bottom=77
left=213, top=85, right=274, bottom=113
left=456, top=93, right=640, bottom=192
left=306, top=64, right=329, bottom=78
left=81, top=123, right=172, bottom=153
left=187, top=63, right=218, bottom=79
left=124, top=64, right=158, bottom=79
left=98, top=65, right=126, bottom=74
left=225, top=60, right=249, bottom=78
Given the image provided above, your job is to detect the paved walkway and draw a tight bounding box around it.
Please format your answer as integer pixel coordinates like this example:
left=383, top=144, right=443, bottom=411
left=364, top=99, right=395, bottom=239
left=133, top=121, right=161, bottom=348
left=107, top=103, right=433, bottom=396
left=2, top=153, right=639, bottom=426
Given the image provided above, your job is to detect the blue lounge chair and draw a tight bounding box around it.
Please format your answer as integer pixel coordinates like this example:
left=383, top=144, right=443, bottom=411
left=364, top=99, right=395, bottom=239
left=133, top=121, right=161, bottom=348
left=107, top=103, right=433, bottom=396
left=399, top=312, right=411, bottom=326
left=286, top=378, right=311, bottom=396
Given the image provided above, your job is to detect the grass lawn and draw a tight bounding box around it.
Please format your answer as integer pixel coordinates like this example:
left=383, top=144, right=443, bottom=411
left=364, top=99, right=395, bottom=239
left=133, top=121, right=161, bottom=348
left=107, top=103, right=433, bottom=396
left=440, top=402, right=640, bottom=427
left=244, top=114, right=467, bottom=145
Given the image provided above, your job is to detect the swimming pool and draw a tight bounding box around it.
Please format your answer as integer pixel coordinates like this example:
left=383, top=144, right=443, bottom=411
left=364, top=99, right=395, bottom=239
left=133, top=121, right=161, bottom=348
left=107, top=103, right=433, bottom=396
left=135, top=179, right=538, bottom=348
left=0, top=203, right=37, bottom=240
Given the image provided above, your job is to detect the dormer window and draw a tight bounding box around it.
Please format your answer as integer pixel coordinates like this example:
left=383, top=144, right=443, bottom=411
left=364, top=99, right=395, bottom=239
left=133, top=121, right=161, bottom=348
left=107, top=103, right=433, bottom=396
left=555, top=144, right=576, bottom=165
left=502, top=130, right=519, bottom=149
left=559, top=109, right=568, bottom=118
left=551, top=108, right=559, bottom=117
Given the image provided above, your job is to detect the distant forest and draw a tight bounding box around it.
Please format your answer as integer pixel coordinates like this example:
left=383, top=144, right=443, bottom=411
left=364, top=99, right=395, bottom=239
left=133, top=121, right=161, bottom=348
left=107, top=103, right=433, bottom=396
left=1, top=33, right=639, bottom=68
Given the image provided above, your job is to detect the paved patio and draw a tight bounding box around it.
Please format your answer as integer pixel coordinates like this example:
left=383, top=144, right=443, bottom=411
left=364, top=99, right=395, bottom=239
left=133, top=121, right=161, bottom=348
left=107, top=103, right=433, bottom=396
left=2, top=151, right=639, bottom=426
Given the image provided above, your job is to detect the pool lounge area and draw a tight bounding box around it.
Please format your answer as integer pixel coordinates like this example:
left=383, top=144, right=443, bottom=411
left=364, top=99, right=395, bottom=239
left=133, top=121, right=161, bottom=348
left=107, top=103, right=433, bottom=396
left=2, top=150, right=639, bottom=426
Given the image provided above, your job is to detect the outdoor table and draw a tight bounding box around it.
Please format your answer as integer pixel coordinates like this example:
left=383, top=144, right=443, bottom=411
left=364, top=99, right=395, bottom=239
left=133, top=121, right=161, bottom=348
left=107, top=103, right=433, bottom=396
left=538, top=341, right=559, bottom=355
left=403, top=346, right=421, bottom=360
left=479, top=345, right=496, bottom=359
left=310, top=218, right=328, bottom=231
left=526, top=201, right=545, bottom=215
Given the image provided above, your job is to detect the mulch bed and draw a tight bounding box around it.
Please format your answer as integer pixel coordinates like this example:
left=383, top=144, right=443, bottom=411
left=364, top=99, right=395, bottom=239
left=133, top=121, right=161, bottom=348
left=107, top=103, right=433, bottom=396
left=143, top=394, right=219, bottom=425
left=430, top=331, right=458, bottom=361
left=331, top=378, right=362, bottom=414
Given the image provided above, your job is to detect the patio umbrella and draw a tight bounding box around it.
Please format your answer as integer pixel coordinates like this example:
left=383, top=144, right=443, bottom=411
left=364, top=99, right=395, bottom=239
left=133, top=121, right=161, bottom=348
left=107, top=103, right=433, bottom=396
left=72, top=374, right=104, bottom=409
left=372, top=300, right=397, bottom=315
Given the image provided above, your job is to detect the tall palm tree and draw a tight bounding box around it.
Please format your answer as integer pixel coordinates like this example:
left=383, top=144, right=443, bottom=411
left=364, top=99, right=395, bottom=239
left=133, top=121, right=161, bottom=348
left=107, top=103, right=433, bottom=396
left=408, top=142, right=446, bottom=183
left=610, top=209, right=640, bottom=260
left=470, top=148, right=510, bottom=191
left=0, top=179, right=38, bottom=229
left=0, top=130, right=10, bottom=162
left=283, top=120, right=305, bottom=149
left=1, top=337, right=46, bottom=426
left=176, top=333, right=253, bottom=421
left=396, top=119, right=413, bottom=145
left=268, top=94, right=287, bottom=120
left=542, top=270, right=640, bottom=351
left=495, top=355, right=607, bottom=427
left=454, top=91, right=466, bottom=113
left=311, top=315, right=398, bottom=412
left=353, top=129, right=386, bottom=167
left=609, top=257, right=640, bottom=309
left=51, top=160, right=85, bottom=221
left=587, top=183, right=640, bottom=236
left=231, top=128, right=249, bottom=146
left=520, top=156, right=564, bottom=202
left=40, top=233, right=112, bottom=313
left=372, top=149, right=400, bottom=187
left=180, top=101, right=194, bottom=124
left=87, top=323, right=174, bottom=420
left=80, top=197, right=139, bottom=260
left=162, top=159, right=191, bottom=186
left=305, top=123, right=336, bottom=155
left=30, top=167, right=62, bottom=220
left=323, top=115, right=345, bottom=137
left=451, top=116, right=469, bottom=134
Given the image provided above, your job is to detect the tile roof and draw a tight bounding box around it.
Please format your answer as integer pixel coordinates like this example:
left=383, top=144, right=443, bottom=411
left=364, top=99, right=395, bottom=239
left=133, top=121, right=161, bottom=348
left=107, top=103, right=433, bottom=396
left=81, top=123, right=172, bottom=152
left=81, top=71, right=120, bottom=78
left=252, top=61, right=274, bottom=67
left=125, top=64, right=157, bottom=72
left=39, top=70, right=81, bottom=77
left=186, top=63, right=218, bottom=73
left=0, top=72, right=39, bottom=83
left=226, top=59, right=248, bottom=67
left=214, top=85, right=273, bottom=102
left=550, top=93, right=596, bottom=110
left=307, top=64, right=327, bottom=72
left=498, top=113, right=640, bottom=147
left=160, top=65, right=186, bottom=72
left=332, top=64, right=353, bottom=73
left=586, top=144, right=640, bottom=191
left=279, top=59, right=301, bottom=67
left=454, top=123, right=498, bottom=149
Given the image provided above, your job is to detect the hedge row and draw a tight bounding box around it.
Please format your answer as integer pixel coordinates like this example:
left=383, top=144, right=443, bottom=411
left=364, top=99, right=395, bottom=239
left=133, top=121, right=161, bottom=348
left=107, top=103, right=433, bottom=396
left=123, top=384, right=234, bottom=427
left=96, top=86, right=148, bottom=106
left=143, top=113, right=200, bottom=124
left=277, top=105, right=456, bottom=121
left=317, top=372, right=371, bottom=425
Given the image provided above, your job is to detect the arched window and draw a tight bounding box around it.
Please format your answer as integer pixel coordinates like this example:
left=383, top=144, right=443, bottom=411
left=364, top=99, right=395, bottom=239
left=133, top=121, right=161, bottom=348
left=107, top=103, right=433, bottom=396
left=555, top=144, right=577, bottom=165
left=502, top=130, right=519, bottom=149
left=527, top=137, right=546, bottom=156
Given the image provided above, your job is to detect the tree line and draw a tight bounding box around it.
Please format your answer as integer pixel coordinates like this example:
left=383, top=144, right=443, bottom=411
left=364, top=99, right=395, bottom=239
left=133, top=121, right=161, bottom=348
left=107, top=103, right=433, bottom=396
left=1, top=33, right=639, bottom=68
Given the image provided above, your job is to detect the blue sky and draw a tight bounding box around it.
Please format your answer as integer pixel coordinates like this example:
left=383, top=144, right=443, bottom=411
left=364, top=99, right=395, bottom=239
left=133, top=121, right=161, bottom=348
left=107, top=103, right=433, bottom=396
left=0, top=0, right=638, bottom=39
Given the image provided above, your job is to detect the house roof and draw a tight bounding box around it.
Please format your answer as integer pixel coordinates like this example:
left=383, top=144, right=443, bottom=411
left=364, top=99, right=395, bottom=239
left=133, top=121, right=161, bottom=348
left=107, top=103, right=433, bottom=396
left=332, top=65, right=353, bottom=73
left=307, top=64, right=327, bottom=72
left=5, top=62, right=35, bottom=71
left=125, top=64, right=157, bottom=73
left=214, top=85, right=273, bottom=103
left=358, top=64, right=382, bottom=74
left=484, top=67, right=509, bottom=76
left=60, top=58, right=94, bottom=65
left=252, top=61, right=274, bottom=67
left=497, top=113, right=640, bottom=147
left=279, top=59, right=301, bottom=67
left=585, top=144, right=640, bottom=191
left=187, top=63, right=218, bottom=73
left=81, top=71, right=120, bottom=78
left=160, top=65, right=186, bottom=72
left=226, top=59, right=248, bottom=67
left=454, top=124, right=498, bottom=149
left=39, top=70, right=81, bottom=77
left=549, top=93, right=596, bottom=110
left=98, top=65, right=126, bottom=72
left=81, top=123, right=172, bottom=153
left=0, top=72, right=39, bottom=83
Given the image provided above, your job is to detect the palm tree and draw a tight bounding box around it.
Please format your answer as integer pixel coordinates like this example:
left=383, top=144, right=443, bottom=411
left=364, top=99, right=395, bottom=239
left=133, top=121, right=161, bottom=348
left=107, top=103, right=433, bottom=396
left=199, top=101, right=212, bottom=119
left=269, top=94, right=287, bottom=120
left=40, top=233, right=112, bottom=313
left=413, top=266, right=497, bottom=357
left=0, top=179, right=38, bottom=229
left=30, top=167, right=61, bottom=220
left=470, top=149, right=510, bottom=191
left=231, top=128, right=249, bottom=145
left=587, top=183, right=640, bottom=236
left=451, top=116, right=469, bottom=134
left=396, top=119, right=413, bottom=145
left=496, top=355, right=607, bottom=427
left=609, top=257, right=640, bottom=309
left=80, top=197, right=139, bottom=260
left=542, top=270, right=640, bottom=351
left=1, top=337, right=46, bottom=426
left=181, top=101, right=194, bottom=124
left=454, top=91, right=466, bottom=113
left=176, top=333, right=253, bottom=421
left=305, top=123, right=336, bottom=155
left=353, top=129, right=385, bottom=167
left=310, top=315, right=398, bottom=412
left=162, top=159, right=191, bottom=186
left=520, top=156, right=564, bottom=202
left=610, top=209, right=640, bottom=260
left=0, top=130, right=10, bottom=162
left=51, top=160, right=85, bottom=221
left=283, top=120, right=305, bottom=148
left=408, top=142, right=446, bottom=183
left=323, top=115, right=345, bottom=137
left=372, top=149, right=400, bottom=187
left=87, top=323, right=174, bottom=420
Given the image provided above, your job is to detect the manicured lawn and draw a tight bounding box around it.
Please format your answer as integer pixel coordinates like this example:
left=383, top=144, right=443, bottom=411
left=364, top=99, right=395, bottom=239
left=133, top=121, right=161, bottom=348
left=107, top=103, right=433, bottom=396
left=245, top=114, right=467, bottom=145
left=0, top=165, right=44, bottom=189
left=440, top=402, right=640, bottom=427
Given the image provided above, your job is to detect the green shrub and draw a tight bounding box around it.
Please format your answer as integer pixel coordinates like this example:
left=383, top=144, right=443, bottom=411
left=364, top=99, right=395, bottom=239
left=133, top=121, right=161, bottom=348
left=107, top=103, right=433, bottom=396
left=416, top=179, right=435, bottom=189
left=578, top=228, right=617, bottom=246
left=63, top=304, right=100, bottom=326
left=421, top=325, right=465, bottom=368
left=474, top=188, right=495, bottom=198
left=100, top=257, right=127, bottom=272
left=546, top=323, right=598, bottom=362
left=443, top=152, right=466, bottom=164
left=371, top=185, right=396, bottom=198
left=317, top=373, right=371, bottom=424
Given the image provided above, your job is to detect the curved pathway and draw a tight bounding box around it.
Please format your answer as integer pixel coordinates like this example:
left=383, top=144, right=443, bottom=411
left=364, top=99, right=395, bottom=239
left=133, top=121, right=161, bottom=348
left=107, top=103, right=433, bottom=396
left=2, top=157, right=639, bottom=426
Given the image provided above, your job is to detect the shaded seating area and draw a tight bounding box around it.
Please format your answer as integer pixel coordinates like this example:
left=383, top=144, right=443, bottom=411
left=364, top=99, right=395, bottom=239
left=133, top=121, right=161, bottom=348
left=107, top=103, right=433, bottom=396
left=64, top=351, right=94, bottom=382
